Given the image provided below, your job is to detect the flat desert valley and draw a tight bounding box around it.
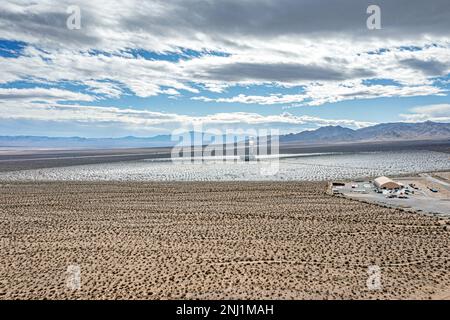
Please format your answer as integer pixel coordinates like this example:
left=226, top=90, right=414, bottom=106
left=1, top=181, right=450, bottom=299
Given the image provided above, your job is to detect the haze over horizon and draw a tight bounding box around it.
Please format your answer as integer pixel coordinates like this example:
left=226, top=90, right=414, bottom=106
left=0, top=120, right=448, bottom=139
left=1, top=121, right=449, bottom=150
left=1, top=0, right=450, bottom=138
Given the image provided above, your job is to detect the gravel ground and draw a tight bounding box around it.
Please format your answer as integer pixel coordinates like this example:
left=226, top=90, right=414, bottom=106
left=1, top=181, right=449, bottom=300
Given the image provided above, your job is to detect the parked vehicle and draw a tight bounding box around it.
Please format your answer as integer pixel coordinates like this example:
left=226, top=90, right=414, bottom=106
left=409, top=183, right=419, bottom=190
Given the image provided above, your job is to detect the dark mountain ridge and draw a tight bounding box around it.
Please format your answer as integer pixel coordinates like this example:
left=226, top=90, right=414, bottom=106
left=281, top=121, right=450, bottom=144
left=1, top=121, right=449, bottom=148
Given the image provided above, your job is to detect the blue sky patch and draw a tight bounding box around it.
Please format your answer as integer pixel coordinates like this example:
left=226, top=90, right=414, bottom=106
left=0, top=39, right=27, bottom=58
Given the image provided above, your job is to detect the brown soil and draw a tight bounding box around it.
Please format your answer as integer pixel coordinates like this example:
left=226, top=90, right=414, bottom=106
left=0, top=182, right=449, bottom=300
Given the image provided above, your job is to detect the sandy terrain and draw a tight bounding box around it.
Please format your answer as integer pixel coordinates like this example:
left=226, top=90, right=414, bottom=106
left=1, top=182, right=449, bottom=300
left=433, top=172, right=450, bottom=183
left=405, top=174, right=450, bottom=198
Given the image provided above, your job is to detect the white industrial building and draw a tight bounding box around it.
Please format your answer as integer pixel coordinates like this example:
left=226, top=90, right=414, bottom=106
left=374, top=176, right=402, bottom=190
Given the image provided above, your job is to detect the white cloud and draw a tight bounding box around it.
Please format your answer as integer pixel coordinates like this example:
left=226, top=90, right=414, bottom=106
left=0, top=0, right=449, bottom=139
left=83, top=80, right=124, bottom=98
left=160, top=88, right=180, bottom=96
left=192, top=82, right=445, bottom=106
left=1, top=0, right=450, bottom=52
left=302, top=82, right=446, bottom=106
left=1, top=43, right=448, bottom=107
left=0, top=1, right=449, bottom=107
left=0, top=100, right=374, bottom=135
left=0, top=87, right=95, bottom=102
left=400, top=104, right=450, bottom=122
left=192, top=93, right=308, bottom=105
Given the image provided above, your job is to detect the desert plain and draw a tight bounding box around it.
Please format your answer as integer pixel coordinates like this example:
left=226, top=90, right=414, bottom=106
left=1, top=181, right=449, bottom=299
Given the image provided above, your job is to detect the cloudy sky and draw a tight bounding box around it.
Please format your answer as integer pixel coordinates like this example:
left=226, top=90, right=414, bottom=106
left=0, top=0, right=449, bottom=137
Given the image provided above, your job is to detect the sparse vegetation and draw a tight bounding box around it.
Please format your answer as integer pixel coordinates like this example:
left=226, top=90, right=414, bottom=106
left=1, top=181, right=449, bottom=299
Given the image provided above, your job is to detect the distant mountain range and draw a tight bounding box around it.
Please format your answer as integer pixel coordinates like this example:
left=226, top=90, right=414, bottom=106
left=280, top=121, right=450, bottom=144
left=0, top=121, right=449, bottom=149
left=0, top=135, right=174, bottom=149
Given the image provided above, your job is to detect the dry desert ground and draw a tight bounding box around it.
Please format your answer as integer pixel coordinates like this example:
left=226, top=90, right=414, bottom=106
left=434, top=172, right=450, bottom=182
left=0, top=181, right=449, bottom=299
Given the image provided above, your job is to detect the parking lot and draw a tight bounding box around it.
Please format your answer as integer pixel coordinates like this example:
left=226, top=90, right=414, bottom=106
left=332, top=173, right=450, bottom=216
